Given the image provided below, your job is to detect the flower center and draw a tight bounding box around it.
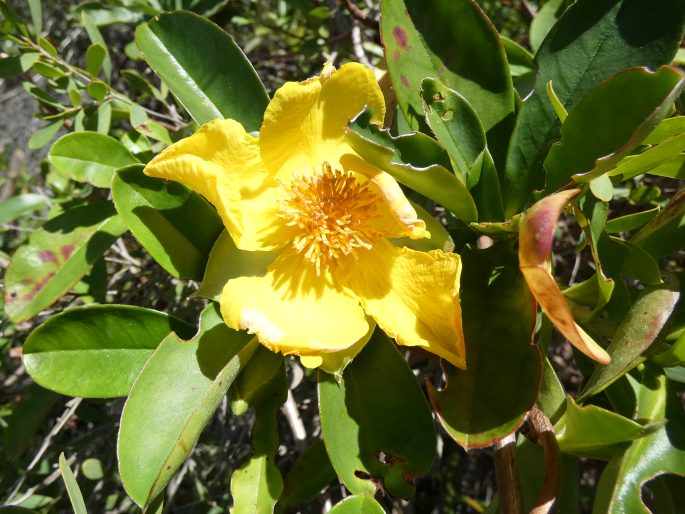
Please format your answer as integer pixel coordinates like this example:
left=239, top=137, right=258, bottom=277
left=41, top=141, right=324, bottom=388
left=278, top=162, right=382, bottom=275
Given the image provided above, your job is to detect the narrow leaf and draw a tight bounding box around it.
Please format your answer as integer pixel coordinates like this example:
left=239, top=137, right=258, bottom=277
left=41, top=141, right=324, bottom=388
left=58, top=453, right=87, bottom=514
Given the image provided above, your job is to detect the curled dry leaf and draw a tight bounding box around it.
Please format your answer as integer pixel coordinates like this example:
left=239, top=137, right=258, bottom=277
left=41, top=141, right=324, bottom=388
left=519, top=189, right=611, bottom=364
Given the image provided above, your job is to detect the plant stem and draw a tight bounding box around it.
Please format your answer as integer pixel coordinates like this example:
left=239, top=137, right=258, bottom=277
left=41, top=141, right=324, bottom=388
left=494, top=433, right=523, bottom=514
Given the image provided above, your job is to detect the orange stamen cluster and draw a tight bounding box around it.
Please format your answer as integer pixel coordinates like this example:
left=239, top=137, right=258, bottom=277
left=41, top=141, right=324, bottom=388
left=278, top=162, right=382, bottom=274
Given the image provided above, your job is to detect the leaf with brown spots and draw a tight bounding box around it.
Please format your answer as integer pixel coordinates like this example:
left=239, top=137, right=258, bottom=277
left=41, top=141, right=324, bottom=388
left=519, top=190, right=611, bottom=364
left=4, top=202, right=127, bottom=323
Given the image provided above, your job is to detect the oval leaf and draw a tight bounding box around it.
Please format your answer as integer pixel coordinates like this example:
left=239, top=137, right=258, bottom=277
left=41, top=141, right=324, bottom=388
left=319, top=330, right=436, bottom=498
left=329, top=496, right=385, bottom=514
left=112, top=165, right=223, bottom=280
left=23, top=305, right=194, bottom=398
left=578, top=274, right=680, bottom=401
left=135, top=10, right=268, bottom=130
left=49, top=132, right=139, bottom=188
left=428, top=243, right=541, bottom=448
left=118, top=303, right=257, bottom=508
left=4, top=203, right=127, bottom=322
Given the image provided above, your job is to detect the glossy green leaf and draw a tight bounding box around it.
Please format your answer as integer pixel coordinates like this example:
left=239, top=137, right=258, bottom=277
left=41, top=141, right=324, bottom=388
left=23, top=305, right=194, bottom=398
left=504, top=0, right=685, bottom=215
left=603, top=236, right=662, bottom=286
left=428, top=244, right=541, bottom=448
left=346, top=108, right=478, bottom=222
left=59, top=453, right=87, bottom=514
left=381, top=0, right=515, bottom=165
left=554, top=397, right=662, bottom=460
left=229, top=344, right=284, bottom=416
left=536, top=354, right=566, bottom=423
left=230, top=362, right=287, bottom=514
left=578, top=274, right=680, bottom=401
left=118, top=303, right=257, bottom=508
left=319, top=330, right=436, bottom=498
left=328, top=496, right=385, bottom=514
left=278, top=440, right=336, bottom=509
left=135, top=11, right=268, bottom=130
left=420, top=78, right=484, bottom=181
left=593, top=367, right=685, bottom=513
left=4, top=203, right=127, bottom=322
left=0, top=194, right=49, bottom=223
left=196, top=230, right=278, bottom=301
left=631, top=188, right=685, bottom=259
left=544, top=66, right=685, bottom=192
left=610, top=134, right=685, bottom=182
left=112, top=165, right=223, bottom=280
left=49, top=132, right=139, bottom=188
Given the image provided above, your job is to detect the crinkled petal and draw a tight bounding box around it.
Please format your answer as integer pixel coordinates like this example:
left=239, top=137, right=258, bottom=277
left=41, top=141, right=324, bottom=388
left=300, top=322, right=375, bottom=375
left=260, top=62, right=386, bottom=178
left=341, top=153, right=427, bottom=240
left=337, top=239, right=466, bottom=368
left=144, top=119, right=293, bottom=251
left=220, top=250, right=370, bottom=356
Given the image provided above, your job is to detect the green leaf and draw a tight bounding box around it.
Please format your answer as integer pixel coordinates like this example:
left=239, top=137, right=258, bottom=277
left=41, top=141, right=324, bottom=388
left=554, top=397, right=662, bottom=460
left=0, top=194, right=49, bottom=223
left=58, top=453, right=87, bottom=514
left=529, top=0, right=568, bottom=52
left=593, top=367, right=685, bottom=513
left=28, top=120, right=63, bottom=150
left=0, top=53, right=39, bottom=78
left=135, top=10, right=268, bottom=130
left=49, top=132, right=139, bottom=188
left=85, top=43, right=106, bottom=77
left=319, top=330, right=436, bottom=498
left=196, top=231, right=278, bottom=301
left=428, top=243, right=541, bottom=448
left=229, top=344, right=284, bottom=416
left=503, top=0, right=685, bottom=216
left=278, top=440, right=336, bottom=509
left=112, top=165, right=223, bottom=280
left=609, top=133, right=685, bottom=181
left=23, top=305, right=194, bottom=398
left=578, top=273, right=680, bottom=401
left=631, top=188, right=685, bottom=259
left=4, top=203, right=127, bottom=322
left=381, top=0, right=515, bottom=165
left=32, top=61, right=66, bottom=79
left=328, top=496, right=385, bottom=514
left=544, top=66, right=685, bottom=192
left=118, top=303, right=258, bottom=508
left=420, top=78, right=486, bottom=182
left=605, top=208, right=659, bottom=234
left=346, top=108, right=478, bottom=222
left=27, top=0, right=42, bottom=35
left=86, top=80, right=107, bottom=102
left=602, top=236, right=662, bottom=286
left=644, top=116, right=685, bottom=144
left=230, top=362, right=287, bottom=514
left=81, top=11, right=110, bottom=82
left=0, top=508, right=40, bottom=513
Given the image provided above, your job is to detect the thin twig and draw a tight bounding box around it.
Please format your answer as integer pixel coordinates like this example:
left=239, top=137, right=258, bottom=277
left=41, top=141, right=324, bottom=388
left=527, top=406, right=561, bottom=514
left=282, top=390, right=308, bottom=451
left=4, top=398, right=83, bottom=504
left=494, top=433, right=523, bottom=514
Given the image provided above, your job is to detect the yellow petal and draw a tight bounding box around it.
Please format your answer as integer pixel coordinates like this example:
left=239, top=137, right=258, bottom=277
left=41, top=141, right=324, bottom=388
left=341, top=153, right=427, bottom=240
left=336, top=239, right=466, bottom=368
left=300, top=322, right=375, bottom=374
left=220, top=250, right=370, bottom=356
left=144, top=119, right=293, bottom=251
left=519, top=190, right=611, bottom=364
left=260, top=62, right=386, bottom=178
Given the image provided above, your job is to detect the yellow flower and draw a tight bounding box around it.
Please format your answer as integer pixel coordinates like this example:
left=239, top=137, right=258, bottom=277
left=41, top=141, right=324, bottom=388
left=144, top=63, right=466, bottom=369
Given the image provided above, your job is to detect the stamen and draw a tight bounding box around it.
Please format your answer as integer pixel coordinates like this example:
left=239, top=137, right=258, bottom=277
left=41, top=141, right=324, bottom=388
left=278, top=162, right=382, bottom=275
